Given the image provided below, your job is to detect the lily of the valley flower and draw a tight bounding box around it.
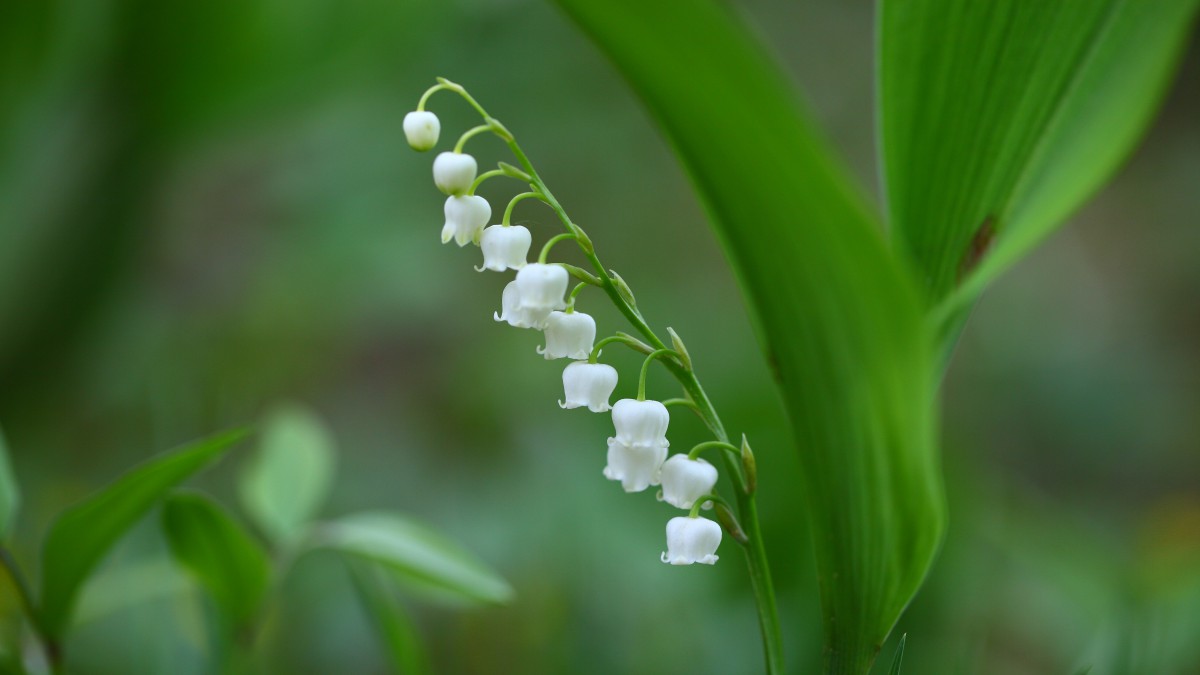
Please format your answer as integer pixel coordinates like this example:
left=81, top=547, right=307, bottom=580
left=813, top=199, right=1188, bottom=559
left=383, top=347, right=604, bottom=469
left=515, top=263, right=568, bottom=314
left=603, top=398, right=670, bottom=492
left=433, top=151, right=477, bottom=195
left=442, top=195, right=491, bottom=247
left=659, top=455, right=719, bottom=509
left=611, top=398, right=669, bottom=446
left=538, top=311, right=595, bottom=360
left=494, top=281, right=546, bottom=329
left=403, top=111, right=440, bottom=151
left=604, top=438, right=668, bottom=493
left=661, top=516, right=721, bottom=565
left=559, top=362, right=618, bottom=412
left=476, top=225, right=531, bottom=272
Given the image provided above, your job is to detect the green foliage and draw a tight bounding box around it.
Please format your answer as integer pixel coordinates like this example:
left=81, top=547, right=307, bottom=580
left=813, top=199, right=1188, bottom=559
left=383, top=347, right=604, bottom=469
left=879, top=0, right=1200, bottom=318
left=0, top=429, right=16, bottom=540
left=888, top=634, right=906, bottom=675
left=316, top=511, right=514, bottom=606
left=239, top=403, right=335, bottom=546
left=162, top=491, right=271, bottom=626
left=554, top=0, right=944, bottom=671
left=347, top=559, right=430, bottom=675
left=38, top=429, right=247, bottom=639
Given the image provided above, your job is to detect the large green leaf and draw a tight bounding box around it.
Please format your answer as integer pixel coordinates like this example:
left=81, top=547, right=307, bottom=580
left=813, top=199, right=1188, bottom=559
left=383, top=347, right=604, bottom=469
left=239, top=403, right=335, bottom=546
left=315, top=511, right=513, bottom=606
left=38, top=429, right=247, bottom=639
left=0, top=428, right=17, bottom=539
left=552, top=1, right=943, bottom=672
left=880, top=0, right=1199, bottom=318
left=162, top=491, right=271, bottom=625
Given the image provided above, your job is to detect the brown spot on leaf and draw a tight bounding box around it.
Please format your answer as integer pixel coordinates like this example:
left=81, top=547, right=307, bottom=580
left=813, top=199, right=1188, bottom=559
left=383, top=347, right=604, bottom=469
left=958, top=216, right=996, bottom=283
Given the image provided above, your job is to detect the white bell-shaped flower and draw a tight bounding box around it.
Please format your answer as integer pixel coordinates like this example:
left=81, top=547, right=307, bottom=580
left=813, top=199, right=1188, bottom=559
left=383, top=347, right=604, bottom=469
left=659, top=456, right=719, bottom=509
left=537, top=311, right=595, bottom=360
left=514, top=263, right=568, bottom=313
left=611, top=398, right=670, bottom=448
left=433, top=151, right=477, bottom=195
left=603, top=437, right=668, bottom=493
left=441, top=195, right=491, bottom=247
left=403, top=111, right=440, bottom=151
left=494, top=281, right=549, bottom=329
left=476, top=225, right=531, bottom=272
left=559, top=362, right=618, bottom=412
left=661, top=516, right=721, bottom=565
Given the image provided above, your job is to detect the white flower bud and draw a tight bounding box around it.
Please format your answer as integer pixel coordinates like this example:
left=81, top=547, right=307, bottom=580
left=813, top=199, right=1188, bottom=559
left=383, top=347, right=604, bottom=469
left=494, top=281, right=550, bottom=329
left=514, top=263, right=568, bottom=313
left=433, top=152, right=477, bottom=195
left=603, top=437, right=668, bottom=493
left=441, top=195, right=491, bottom=247
left=661, top=516, right=721, bottom=565
left=658, top=455, right=719, bottom=509
left=537, top=311, right=595, bottom=360
left=403, top=111, right=440, bottom=151
left=611, top=398, right=670, bottom=447
left=476, top=225, right=531, bottom=272
left=559, top=362, right=618, bottom=412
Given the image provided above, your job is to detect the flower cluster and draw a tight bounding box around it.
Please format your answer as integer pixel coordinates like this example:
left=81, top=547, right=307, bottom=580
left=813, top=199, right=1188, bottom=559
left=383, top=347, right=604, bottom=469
left=404, top=87, right=735, bottom=566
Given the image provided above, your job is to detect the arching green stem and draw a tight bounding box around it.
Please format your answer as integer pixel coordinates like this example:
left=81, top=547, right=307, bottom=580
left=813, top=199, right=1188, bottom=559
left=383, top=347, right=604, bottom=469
left=565, top=282, right=588, bottom=313
left=637, top=349, right=681, bottom=401
left=469, top=169, right=506, bottom=195
left=454, top=124, right=492, bottom=153
left=689, top=494, right=729, bottom=518
left=503, top=191, right=547, bottom=227
left=589, top=334, right=653, bottom=363
left=688, top=440, right=742, bottom=463
left=427, top=78, right=783, bottom=675
left=417, top=82, right=453, bottom=111
left=662, top=397, right=700, bottom=411
left=538, top=233, right=577, bottom=264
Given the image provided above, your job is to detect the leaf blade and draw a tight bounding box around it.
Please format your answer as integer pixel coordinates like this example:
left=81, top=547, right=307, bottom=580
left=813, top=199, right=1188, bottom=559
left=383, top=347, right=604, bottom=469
left=162, top=491, right=271, bottom=625
left=315, top=511, right=513, bottom=606
left=552, top=0, right=945, bottom=669
left=238, top=403, right=335, bottom=546
left=38, top=429, right=247, bottom=639
left=879, top=0, right=1199, bottom=313
left=345, top=558, right=430, bottom=675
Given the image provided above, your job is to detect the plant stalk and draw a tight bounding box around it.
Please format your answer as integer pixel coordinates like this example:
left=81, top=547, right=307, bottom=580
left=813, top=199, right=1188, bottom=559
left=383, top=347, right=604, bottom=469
left=446, top=87, right=785, bottom=674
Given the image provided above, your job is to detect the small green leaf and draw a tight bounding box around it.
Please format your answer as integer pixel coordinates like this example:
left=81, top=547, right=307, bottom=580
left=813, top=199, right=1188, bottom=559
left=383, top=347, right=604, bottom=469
left=315, top=511, right=513, bottom=606
left=0, top=428, right=18, bottom=539
left=39, top=429, right=247, bottom=639
left=162, top=491, right=271, bottom=625
left=888, top=634, right=906, bottom=675
left=346, top=558, right=430, bottom=675
left=666, top=327, right=692, bottom=371
left=239, top=403, right=335, bottom=545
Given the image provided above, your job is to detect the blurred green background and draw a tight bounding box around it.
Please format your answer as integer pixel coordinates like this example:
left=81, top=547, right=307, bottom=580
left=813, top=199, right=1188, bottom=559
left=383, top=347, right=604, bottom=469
left=1, top=1, right=1198, bottom=673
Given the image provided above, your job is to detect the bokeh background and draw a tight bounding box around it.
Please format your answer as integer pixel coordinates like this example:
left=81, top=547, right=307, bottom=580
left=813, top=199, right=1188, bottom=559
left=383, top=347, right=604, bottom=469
left=1, top=1, right=1198, bottom=673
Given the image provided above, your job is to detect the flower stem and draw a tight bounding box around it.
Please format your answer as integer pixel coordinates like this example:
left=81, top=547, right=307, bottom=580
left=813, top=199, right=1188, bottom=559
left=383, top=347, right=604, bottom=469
left=589, top=334, right=653, bottom=363
left=688, top=440, right=742, bottom=462
left=1, top=545, right=63, bottom=672
left=537, top=233, right=577, bottom=264
left=439, top=80, right=785, bottom=675
left=454, top=124, right=493, bottom=153
left=637, top=349, right=681, bottom=401
left=469, top=169, right=507, bottom=195
left=503, top=191, right=547, bottom=226
left=565, top=282, right=588, bottom=313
